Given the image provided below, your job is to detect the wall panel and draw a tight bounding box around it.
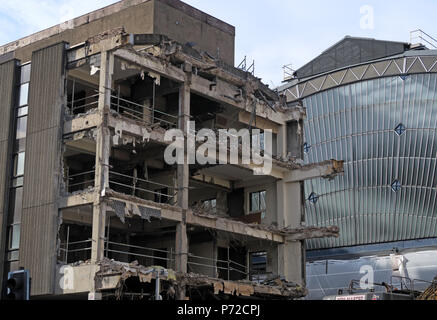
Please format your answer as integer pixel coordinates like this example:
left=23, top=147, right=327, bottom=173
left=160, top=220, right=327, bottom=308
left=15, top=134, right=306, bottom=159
left=20, top=43, right=66, bottom=295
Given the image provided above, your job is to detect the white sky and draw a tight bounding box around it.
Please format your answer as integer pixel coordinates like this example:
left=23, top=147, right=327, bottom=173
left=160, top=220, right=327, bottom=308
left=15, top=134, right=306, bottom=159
left=1, top=0, right=436, bottom=85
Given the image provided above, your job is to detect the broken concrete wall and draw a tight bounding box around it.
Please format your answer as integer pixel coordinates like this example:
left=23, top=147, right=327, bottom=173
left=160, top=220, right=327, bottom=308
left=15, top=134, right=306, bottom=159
left=7, top=0, right=235, bottom=66
left=9, top=1, right=155, bottom=63
left=153, top=0, right=235, bottom=65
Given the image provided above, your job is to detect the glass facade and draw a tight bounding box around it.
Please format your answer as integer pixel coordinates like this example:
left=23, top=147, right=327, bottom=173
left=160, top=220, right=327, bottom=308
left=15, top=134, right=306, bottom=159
left=5, top=63, right=30, bottom=269
left=303, top=73, right=437, bottom=249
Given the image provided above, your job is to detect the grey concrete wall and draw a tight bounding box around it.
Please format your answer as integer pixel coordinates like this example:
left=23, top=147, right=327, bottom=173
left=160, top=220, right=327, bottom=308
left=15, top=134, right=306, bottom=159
left=7, top=0, right=235, bottom=66
left=126, top=236, right=175, bottom=268
left=154, top=0, right=235, bottom=65
left=19, top=43, right=67, bottom=296
left=0, top=59, right=18, bottom=287
left=189, top=187, right=218, bottom=207
left=244, top=183, right=277, bottom=225
left=12, top=1, right=155, bottom=63
left=190, top=241, right=215, bottom=277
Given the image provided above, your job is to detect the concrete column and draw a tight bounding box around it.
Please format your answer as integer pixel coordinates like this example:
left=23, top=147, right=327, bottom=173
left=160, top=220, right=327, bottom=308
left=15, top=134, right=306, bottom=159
left=216, top=191, right=228, bottom=215
left=277, top=124, right=287, bottom=159
left=175, top=80, right=190, bottom=300
left=91, top=51, right=113, bottom=265
left=175, top=81, right=190, bottom=274
left=276, top=179, right=305, bottom=285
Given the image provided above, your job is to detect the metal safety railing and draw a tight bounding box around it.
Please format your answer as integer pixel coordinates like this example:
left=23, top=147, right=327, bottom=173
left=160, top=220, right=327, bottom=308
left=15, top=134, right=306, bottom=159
left=105, top=241, right=175, bottom=266
left=58, top=237, right=250, bottom=280
left=283, top=64, right=295, bottom=81
left=110, top=94, right=178, bottom=129
left=66, top=170, right=95, bottom=193
left=109, top=171, right=176, bottom=203
left=66, top=79, right=178, bottom=128
left=58, top=239, right=93, bottom=264
left=67, top=93, right=100, bottom=115
left=188, top=253, right=249, bottom=280
left=65, top=170, right=175, bottom=204
left=410, top=29, right=437, bottom=49
left=390, top=275, right=433, bottom=296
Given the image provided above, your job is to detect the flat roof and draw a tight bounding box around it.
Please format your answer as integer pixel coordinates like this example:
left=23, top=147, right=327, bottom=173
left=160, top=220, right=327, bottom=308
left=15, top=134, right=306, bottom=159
left=0, top=0, right=235, bottom=56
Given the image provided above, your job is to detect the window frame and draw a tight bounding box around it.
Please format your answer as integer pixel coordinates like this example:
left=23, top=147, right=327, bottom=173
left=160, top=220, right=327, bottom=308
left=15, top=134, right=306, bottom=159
left=249, top=190, right=267, bottom=218
left=202, top=198, right=217, bottom=213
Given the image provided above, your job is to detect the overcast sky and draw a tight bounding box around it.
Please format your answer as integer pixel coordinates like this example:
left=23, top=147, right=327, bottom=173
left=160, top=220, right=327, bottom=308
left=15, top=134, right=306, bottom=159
left=0, top=0, right=436, bottom=85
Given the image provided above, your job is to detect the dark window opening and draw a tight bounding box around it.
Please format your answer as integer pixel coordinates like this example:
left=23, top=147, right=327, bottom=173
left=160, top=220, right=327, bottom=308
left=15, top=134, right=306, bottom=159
left=153, top=249, right=168, bottom=268
left=250, top=252, right=267, bottom=281
left=155, top=188, right=170, bottom=204
left=228, top=188, right=244, bottom=218
left=58, top=224, right=92, bottom=264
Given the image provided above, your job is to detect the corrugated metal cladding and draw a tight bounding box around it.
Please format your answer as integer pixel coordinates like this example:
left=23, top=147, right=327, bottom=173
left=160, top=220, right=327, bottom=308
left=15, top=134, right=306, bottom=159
left=20, top=43, right=67, bottom=296
left=0, top=60, right=18, bottom=282
left=303, top=73, right=437, bottom=250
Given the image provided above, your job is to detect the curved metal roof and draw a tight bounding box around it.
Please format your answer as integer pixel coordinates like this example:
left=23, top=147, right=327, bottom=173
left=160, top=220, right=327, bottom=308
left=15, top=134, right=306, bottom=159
left=280, top=38, right=437, bottom=250
left=283, top=49, right=437, bottom=104
left=294, top=36, right=409, bottom=79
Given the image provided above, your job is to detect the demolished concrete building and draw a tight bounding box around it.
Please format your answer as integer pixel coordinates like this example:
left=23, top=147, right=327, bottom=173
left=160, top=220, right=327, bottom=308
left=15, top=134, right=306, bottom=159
left=0, top=0, right=343, bottom=300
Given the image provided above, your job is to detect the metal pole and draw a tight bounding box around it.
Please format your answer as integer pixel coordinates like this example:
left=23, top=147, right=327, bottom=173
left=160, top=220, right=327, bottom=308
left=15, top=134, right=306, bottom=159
left=65, top=226, right=70, bottom=264
left=213, top=243, right=217, bottom=279
left=170, top=248, right=173, bottom=269
left=105, top=217, right=110, bottom=259
left=155, top=270, right=161, bottom=300
left=71, top=78, right=76, bottom=115
left=117, top=85, right=120, bottom=114
left=246, top=254, right=249, bottom=280
left=152, top=81, right=156, bottom=124
left=66, top=167, right=70, bottom=193
left=132, top=168, right=137, bottom=196
left=227, top=247, right=230, bottom=281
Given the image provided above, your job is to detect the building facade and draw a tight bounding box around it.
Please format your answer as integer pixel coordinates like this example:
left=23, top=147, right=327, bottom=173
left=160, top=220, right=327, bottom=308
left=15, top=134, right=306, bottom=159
left=280, top=36, right=437, bottom=298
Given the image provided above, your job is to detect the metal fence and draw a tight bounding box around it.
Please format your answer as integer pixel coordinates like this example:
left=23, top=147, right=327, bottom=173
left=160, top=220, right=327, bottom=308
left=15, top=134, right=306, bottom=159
left=108, top=171, right=176, bottom=204
left=188, top=253, right=248, bottom=280
left=65, top=170, right=175, bottom=204
left=390, top=275, right=433, bottom=294
left=110, top=94, right=178, bottom=129
left=66, top=84, right=178, bottom=128
left=67, top=93, right=99, bottom=115
left=58, top=239, right=93, bottom=264
left=66, top=170, right=95, bottom=193
left=58, top=237, right=250, bottom=280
